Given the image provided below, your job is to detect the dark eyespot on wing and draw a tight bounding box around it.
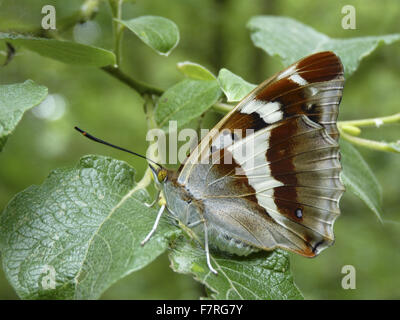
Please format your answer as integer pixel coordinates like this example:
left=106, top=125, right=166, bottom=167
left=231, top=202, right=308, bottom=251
left=295, top=208, right=303, bottom=219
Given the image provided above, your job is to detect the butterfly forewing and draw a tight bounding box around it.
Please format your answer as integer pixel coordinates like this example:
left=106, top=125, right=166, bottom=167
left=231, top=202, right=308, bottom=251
left=179, top=51, right=344, bottom=182
left=221, top=51, right=344, bottom=139
left=177, top=51, right=345, bottom=257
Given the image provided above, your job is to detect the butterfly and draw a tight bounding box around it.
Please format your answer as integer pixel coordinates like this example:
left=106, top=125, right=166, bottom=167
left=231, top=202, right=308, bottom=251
left=76, top=51, right=345, bottom=275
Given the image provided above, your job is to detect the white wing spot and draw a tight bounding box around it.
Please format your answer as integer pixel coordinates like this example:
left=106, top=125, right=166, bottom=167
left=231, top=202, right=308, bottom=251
left=277, top=65, right=296, bottom=81
left=289, top=73, right=308, bottom=86
left=263, top=110, right=283, bottom=123
left=241, top=100, right=283, bottom=124
left=241, top=99, right=265, bottom=114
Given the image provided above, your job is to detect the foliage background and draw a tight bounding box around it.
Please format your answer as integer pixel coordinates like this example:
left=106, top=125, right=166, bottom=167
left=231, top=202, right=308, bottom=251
left=0, top=0, right=399, bottom=299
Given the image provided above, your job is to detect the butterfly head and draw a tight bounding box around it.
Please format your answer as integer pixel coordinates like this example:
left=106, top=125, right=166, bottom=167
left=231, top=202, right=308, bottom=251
left=149, top=164, right=168, bottom=185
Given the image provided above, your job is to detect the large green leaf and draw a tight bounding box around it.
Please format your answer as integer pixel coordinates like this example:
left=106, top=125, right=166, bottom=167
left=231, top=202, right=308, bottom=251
left=155, top=79, right=222, bottom=131
left=116, top=16, right=179, bottom=56
left=0, top=80, right=48, bottom=151
left=0, top=33, right=116, bottom=67
left=340, top=139, right=383, bottom=221
left=217, top=68, right=257, bottom=102
left=170, top=240, right=303, bottom=300
left=0, top=155, right=180, bottom=299
left=247, top=16, right=400, bottom=76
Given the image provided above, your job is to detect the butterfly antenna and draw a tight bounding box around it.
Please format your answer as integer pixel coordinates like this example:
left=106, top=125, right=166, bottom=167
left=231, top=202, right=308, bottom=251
left=74, top=127, right=163, bottom=169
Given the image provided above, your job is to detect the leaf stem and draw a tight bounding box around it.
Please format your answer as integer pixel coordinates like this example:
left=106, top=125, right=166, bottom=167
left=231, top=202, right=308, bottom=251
left=212, top=102, right=234, bottom=114
left=337, top=112, right=400, bottom=153
left=131, top=143, right=160, bottom=192
left=108, top=0, right=124, bottom=66
left=102, top=66, right=164, bottom=95
left=143, top=95, right=159, bottom=129
left=339, top=128, right=400, bottom=153
left=134, top=97, right=163, bottom=191
left=338, top=113, right=400, bottom=128
left=133, top=166, right=153, bottom=192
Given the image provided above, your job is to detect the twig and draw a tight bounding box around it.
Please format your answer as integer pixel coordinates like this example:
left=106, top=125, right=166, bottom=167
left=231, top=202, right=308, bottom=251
left=338, top=113, right=400, bottom=128
left=339, top=128, right=400, bottom=153
left=338, top=112, right=400, bottom=153
left=102, top=66, right=164, bottom=95
left=108, top=0, right=124, bottom=66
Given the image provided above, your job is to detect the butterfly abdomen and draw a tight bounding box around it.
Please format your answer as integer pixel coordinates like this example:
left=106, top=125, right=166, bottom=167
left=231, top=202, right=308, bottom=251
left=208, top=225, right=260, bottom=256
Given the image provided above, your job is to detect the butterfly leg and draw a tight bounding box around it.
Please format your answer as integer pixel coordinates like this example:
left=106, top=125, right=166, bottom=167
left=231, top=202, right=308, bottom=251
left=144, top=190, right=160, bottom=208
left=203, top=220, right=218, bottom=275
left=186, top=220, right=204, bottom=228
left=141, top=204, right=166, bottom=246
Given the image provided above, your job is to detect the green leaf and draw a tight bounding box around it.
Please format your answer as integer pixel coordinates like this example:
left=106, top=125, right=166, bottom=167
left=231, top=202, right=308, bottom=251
left=0, top=80, right=48, bottom=151
left=155, top=79, right=222, bottom=131
left=217, top=68, right=257, bottom=102
left=322, top=36, right=400, bottom=76
left=0, top=155, right=180, bottom=299
left=247, top=16, right=400, bottom=76
left=169, top=240, right=303, bottom=300
left=116, top=16, right=179, bottom=56
left=177, top=61, right=216, bottom=80
left=340, top=139, right=383, bottom=221
left=0, top=33, right=116, bottom=67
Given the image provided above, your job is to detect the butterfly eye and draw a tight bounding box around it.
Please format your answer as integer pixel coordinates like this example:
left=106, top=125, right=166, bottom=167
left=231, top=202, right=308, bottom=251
left=157, top=169, right=167, bottom=183
left=295, top=208, right=303, bottom=219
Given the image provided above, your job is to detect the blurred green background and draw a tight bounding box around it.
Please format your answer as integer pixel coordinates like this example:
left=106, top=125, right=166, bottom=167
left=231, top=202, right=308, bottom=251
left=0, top=0, right=399, bottom=299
